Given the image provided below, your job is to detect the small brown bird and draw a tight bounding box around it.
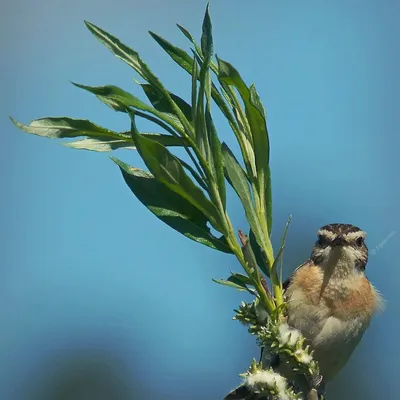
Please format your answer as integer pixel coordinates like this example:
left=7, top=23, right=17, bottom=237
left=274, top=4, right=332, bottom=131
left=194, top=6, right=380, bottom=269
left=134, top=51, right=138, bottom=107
left=225, top=223, right=383, bottom=399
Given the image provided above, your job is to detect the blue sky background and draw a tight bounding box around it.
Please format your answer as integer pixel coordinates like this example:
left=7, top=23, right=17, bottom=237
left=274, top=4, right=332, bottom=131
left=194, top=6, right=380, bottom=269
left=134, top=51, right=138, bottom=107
left=2, top=0, right=399, bottom=399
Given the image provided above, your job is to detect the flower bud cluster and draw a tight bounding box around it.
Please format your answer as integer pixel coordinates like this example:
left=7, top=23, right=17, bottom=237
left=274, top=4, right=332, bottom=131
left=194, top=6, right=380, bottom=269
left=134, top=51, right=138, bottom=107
left=240, top=359, right=302, bottom=400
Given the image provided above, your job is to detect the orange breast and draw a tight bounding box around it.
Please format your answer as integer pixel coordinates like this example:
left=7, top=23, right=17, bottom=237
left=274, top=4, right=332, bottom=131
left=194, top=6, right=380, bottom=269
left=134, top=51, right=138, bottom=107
left=290, top=264, right=379, bottom=320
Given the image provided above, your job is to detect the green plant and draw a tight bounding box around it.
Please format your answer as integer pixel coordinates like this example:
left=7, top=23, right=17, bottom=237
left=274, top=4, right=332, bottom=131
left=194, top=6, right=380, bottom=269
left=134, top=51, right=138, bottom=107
left=10, top=4, right=322, bottom=399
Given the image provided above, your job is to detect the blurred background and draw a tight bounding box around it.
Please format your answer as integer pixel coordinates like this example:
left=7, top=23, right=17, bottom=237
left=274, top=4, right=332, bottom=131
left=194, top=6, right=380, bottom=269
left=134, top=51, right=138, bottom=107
left=1, top=0, right=399, bottom=399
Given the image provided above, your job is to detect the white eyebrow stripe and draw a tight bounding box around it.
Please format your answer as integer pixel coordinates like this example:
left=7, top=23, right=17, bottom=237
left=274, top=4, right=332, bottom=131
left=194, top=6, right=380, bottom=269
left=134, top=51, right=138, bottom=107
left=344, top=231, right=367, bottom=240
left=317, top=229, right=336, bottom=240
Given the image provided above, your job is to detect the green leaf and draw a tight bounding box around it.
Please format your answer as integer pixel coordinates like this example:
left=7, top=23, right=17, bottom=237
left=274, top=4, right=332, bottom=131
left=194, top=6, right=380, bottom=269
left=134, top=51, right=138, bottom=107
left=249, top=229, right=270, bottom=277
left=222, top=142, right=266, bottom=250
left=205, top=110, right=226, bottom=208
left=176, top=23, right=204, bottom=63
left=10, top=116, right=119, bottom=139
left=195, top=55, right=210, bottom=159
left=217, top=61, right=269, bottom=160
left=85, top=22, right=194, bottom=139
left=239, top=230, right=260, bottom=279
left=178, top=157, right=209, bottom=193
left=191, top=54, right=198, bottom=122
left=212, top=278, right=248, bottom=291
left=84, top=21, right=146, bottom=79
left=265, top=165, right=272, bottom=236
left=10, top=116, right=190, bottom=152
left=217, top=58, right=248, bottom=97
left=64, top=133, right=188, bottom=152
left=248, top=83, right=271, bottom=189
left=201, top=4, right=213, bottom=61
left=131, top=127, right=224, bottom=233
left=64, top=137, right=136, bottom=151
left=271, top=245, right=285, bottom=284
left=135, top=58, right=194, bottom=138
left=149, top=31, right=193, bottom=74
left=218, top=58, right=272, bottom=234
left=112, top=158, right=231, bottom=253
left=212, top=275, right=257, bottom=295
left=71, top=83, right=185, bottom=133
left=230, top=272, right=254, bottom=286
left=279, top=215, right=292, bottom=287
left=151, top=28, right=237, bottom=134
left=176, top=24, right=197, bottom=48
left=140, top=84, right=192, bottom=122
left=199, top=7, right=225, bottom=207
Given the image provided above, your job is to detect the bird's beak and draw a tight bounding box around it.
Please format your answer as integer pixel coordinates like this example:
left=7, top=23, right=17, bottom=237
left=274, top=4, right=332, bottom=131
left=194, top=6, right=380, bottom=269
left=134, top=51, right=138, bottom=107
left=331, top=235, right=345, bottom=246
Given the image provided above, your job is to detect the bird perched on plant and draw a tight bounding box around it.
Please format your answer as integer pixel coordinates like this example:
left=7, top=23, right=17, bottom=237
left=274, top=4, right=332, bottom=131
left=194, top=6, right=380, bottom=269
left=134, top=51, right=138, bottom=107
left=225, top=223, right=383, bottom=399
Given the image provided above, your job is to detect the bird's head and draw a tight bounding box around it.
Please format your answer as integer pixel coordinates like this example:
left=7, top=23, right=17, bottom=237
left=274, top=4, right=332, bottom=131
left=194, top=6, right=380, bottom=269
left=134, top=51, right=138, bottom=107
left=311, top=223, right=368, bottom=275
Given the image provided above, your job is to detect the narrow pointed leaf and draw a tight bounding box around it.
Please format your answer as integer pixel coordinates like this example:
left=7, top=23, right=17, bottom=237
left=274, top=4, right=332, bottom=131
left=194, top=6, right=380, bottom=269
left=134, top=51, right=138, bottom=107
left=176, top=23, right=204, bottom=61
left=249, top=229, right=270, bottom=277
left=230, top=272, right=254, bottom=286
left=212, top=278, right=248, bottom=291
left=10, top=116, right=119, bottom=139
left=84, top=21, right=145, bottom=78
left=140, top=84, right=192, bottom=122
left=213, top=276, right=257, bottom=295
left=222, top=142, right=266, bottom=251
left=85, top=20, right=194, bottom=139
left=217, top=60, right=270, bottom=165
left=64, top=137, right=136, bottom=151
left=249, top=83, right=271, bottom=169
left=149, top=31, right=193, bottom=73
left=195, top=55, right=210, bottom=158
left=135, top=58, right=194, bottom=138
left=150, top=30, right=237, bottom=132
left=271, top=245, right=285, bottom=283
left=131, top=129, right=223, bottom=233
left=191, top=55, right=198, bottom=121
left=217, top=58, right=248, bottom=97
left=265, top=164, right=272, bottom=236
left=10, top=116, right=188, bottom=152
left=176, top=24, right=197, bottom=48
left=71, top=83, right=185, bottom=133
left=200, top=8, right=225, bottom=207
left=279, top=215, right=292, bottom=287
left=218, top=58, right=272, bottom=232
left=201, top=4, right=213, bottom=61
left=206, top=110, right=225, bottom=208
left=112, top=158, right=231, bottom=253
left=85, top=22, right=193, bottom=139
left=64, top=134, right=188, bottom=152
left=178, top=157, right=209, bottom=193
left=239, top=230, right=261, bottom=277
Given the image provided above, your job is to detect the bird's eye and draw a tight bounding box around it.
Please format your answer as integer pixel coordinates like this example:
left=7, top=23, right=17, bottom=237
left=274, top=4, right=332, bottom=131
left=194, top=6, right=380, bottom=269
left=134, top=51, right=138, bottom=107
left=356, top=237, right=364, bottom=247
left=317, top=235, right=326, bottom=246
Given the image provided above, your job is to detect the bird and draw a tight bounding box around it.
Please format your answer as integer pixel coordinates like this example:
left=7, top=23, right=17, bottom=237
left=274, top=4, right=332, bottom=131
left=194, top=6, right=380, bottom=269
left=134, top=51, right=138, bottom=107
left=224, top=223, right=383, bottom=399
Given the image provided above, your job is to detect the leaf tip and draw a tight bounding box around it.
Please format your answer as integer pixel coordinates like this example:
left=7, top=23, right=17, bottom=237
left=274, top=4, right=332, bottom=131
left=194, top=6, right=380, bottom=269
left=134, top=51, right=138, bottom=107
left=109, top=156, right=124, bottom=169
left=84, top=20, right=95, bottom=30
left=148, top=31, right=159, bottom=41
left=9, top=116, right=24, bottom=130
